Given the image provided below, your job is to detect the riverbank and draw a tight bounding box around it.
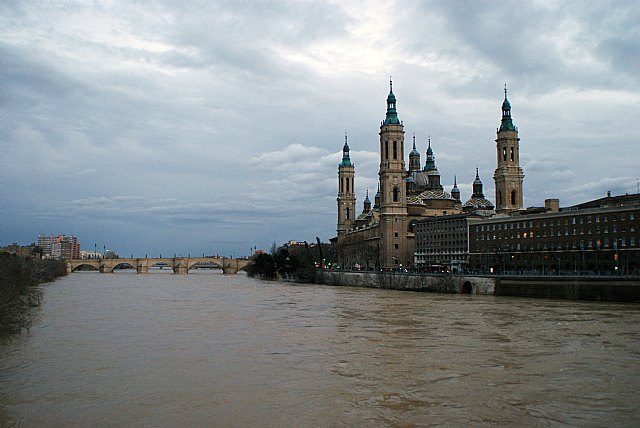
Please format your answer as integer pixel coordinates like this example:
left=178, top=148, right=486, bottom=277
left=314, top=270, right=640, bottom=302
left=0, top=254, right=67, bottom=340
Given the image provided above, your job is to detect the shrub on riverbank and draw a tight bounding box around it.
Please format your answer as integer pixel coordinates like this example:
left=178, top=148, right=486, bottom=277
left=0, top=254, right=67, bottom=341
left=246, top=248, right=317, bottom=283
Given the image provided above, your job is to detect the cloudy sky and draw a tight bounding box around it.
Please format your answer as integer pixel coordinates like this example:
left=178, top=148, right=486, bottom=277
left=2, top=1, right=639, bottom=257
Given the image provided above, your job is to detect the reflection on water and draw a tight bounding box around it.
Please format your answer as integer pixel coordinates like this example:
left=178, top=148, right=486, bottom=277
left=1, top=271, right=639, bottom=426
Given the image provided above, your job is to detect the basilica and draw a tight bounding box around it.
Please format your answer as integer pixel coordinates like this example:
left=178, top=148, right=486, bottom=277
left=333, top=82, right=524, bottom=269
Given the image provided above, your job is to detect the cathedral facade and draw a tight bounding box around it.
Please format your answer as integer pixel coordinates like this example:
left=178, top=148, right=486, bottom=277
left=333, top=82, right=523, bottom=270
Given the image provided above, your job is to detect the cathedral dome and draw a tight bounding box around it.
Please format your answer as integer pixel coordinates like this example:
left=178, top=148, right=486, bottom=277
left=412, top=170, right=429, bottom=189
left=407, top=189, right=456, bottom=206
left=463, top=197, right=495, bottom=211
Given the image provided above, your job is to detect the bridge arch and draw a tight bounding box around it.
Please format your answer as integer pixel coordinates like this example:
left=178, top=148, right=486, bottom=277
left=112, top=262, right=136, bottom=272
left=461, top=281, right=473, bottom=294
left=71, top=263, right=99, bottom=272
left=187, top=260, right=223, bottom=272
left=148, top=260, right=175, bottom=272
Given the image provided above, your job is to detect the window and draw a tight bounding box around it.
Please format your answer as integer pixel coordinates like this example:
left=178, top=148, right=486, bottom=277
left=393, top=141, right=398, bottom=160
left=394, top=232, right=399, bottom=238
left=346, top=177, right=350, bottom=192
left=346, top=207, right=350, bottom=220
left=393, top=187, right=399, bottom=202
left=385, top=141, right=389, bottom=159
left=503, top=146, right=507, bottom=161
left=394, top=244, right=399, bottom=249
left=510, top=146, right=514, bottom=161
left=511, top=191, right=517, bottom=205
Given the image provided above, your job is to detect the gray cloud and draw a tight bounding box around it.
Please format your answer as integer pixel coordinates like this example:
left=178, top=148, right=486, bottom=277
left=1, top=1, right=638, bottom=256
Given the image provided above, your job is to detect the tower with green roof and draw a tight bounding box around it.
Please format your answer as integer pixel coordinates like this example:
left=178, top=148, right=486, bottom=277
left=379, top=79, right=409, bottom=269
left=494, top=85, right=524, bottom=213
left=337, top=133, right=356, bottom=235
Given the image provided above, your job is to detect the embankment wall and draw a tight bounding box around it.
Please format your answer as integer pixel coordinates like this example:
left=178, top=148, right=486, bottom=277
left=315, top=271, right=640, bottom=302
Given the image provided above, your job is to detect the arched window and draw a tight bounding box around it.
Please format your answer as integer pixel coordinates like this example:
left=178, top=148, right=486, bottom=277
left=346, top=207, right=350, bottom=220
left=393, top=187, right=399, bottom=202
left=393, top=141, right=397, bottom=160
left=346, top=177, right=350, bottom=192
left=385, top=141, right=389, bottom=160
left=510, top=146, right=514, bottom=161
left=503, top=147, right=507, bottom=161
left=511, top=191, right=517, bottom=205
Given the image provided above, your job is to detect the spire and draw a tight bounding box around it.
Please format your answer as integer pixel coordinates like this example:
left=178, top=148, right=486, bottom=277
left=472, top=168, right=485, bottom=197
left=363, top=189, right=371, bottom=211
left=409, top=133, right=421, bottom=171
left=424, top=135, right=436, bottom=171
left=383, top=78, right=400, bottom=125
left=499, top=84, right=516, bottom=132
left=451, top=175, right=460, bottom=201
left=340, top=132, right=352, bottom=167
left=374, top=182, right=381, bottom=208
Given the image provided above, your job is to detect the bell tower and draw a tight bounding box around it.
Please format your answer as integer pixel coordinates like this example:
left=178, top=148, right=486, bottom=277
left=337, top=134, right=356, bottom=235
left=379, top=79, right=408, bottom=269
left=494, top=85, right=524, bottom=213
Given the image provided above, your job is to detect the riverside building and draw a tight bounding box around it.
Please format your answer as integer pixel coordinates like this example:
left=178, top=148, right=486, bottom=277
left=468, top=194, right=640, bottom=275
left=333, top=82, right=518, bottom=269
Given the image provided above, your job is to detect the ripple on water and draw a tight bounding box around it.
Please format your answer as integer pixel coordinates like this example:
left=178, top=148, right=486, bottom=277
left=1, top=274, right=639, bottom=426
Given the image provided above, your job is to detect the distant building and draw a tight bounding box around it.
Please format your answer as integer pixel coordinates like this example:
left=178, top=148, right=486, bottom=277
left=280, top=240, right=333, bottom=266
left=38, top=234, right=80, bottom=260
left=468, top=195, right=640, bottom=274
left=414, top=213, right=484, bottom=273
left=333, top=82, right=520, bottom=269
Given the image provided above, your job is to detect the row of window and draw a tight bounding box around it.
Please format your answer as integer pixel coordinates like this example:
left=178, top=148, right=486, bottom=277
left=475, top=237, right=637, bottom=252
left=475, top=212, right=637, bottom=232
left=417, top=233, right=467, bottom=241
left=476, top=225, right=636, bottom=241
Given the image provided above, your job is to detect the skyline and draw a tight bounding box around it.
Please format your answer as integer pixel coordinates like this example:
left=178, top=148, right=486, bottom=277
left=2, top=1, right=639, bottom=257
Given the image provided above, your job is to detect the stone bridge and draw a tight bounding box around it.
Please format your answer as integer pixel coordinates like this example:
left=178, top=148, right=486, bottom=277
left=67, top=257, right=250, bottom=275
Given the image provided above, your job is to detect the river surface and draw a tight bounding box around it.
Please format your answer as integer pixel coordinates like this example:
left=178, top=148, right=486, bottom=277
left=1, top=271, right=639, bottom=427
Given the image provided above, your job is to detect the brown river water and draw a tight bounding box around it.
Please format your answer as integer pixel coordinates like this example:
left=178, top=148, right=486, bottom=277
left=1, top=270, right=639, bottom=427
